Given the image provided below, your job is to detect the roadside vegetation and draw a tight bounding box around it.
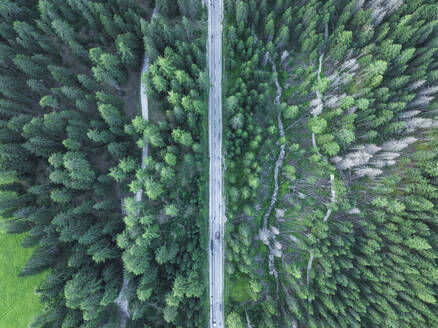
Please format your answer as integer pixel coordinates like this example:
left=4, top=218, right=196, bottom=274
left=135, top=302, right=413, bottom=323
left=113, top=1, right=209, bottom=326
left=222, top=1, right=279, bottom=323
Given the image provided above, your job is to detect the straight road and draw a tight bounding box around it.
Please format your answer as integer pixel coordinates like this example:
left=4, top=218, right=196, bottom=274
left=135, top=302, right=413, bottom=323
left=208, top=0, right=224, bottom=327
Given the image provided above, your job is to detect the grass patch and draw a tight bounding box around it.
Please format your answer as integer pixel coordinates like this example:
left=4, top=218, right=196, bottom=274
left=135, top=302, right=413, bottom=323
left=0, top=230, right=45, bottom=328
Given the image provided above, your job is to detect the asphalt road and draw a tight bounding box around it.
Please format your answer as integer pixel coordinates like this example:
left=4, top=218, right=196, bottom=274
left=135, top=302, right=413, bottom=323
left=207, top=0, right=224, bottom=327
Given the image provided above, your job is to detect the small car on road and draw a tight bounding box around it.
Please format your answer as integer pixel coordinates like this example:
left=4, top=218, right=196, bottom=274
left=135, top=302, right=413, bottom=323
left=212, top=317, right=217, bottom=327
left=215, top=231, right=220, bottom=239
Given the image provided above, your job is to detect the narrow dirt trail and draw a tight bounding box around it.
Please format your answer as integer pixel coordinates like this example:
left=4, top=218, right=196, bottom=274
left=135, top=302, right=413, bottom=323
left=115, top=7, right=157, bottom=327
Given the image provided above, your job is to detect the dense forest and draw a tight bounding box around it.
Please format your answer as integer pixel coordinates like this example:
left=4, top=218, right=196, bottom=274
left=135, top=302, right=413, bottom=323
left=0, top=0, right=207, bottom=327
left=1, top=0, right=438, bottom=328
left=223, top=0, right=438, bottom=328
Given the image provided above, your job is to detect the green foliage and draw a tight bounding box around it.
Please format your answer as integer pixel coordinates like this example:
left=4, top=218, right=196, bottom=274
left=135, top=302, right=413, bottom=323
left=226, top=312, right=244, bottom=328
left=283, top=105, right=299, bottom=120
left=172, top=129, right=193, bottom=146
left=230, top=274, right=258, bottom=303
left=309, top=117, right=327, bottom=134
left=164, top=204, right=178, bottom=217
left=223, top=1, right=438, bottom=327
left=0, top=1, right=168, bottom=327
